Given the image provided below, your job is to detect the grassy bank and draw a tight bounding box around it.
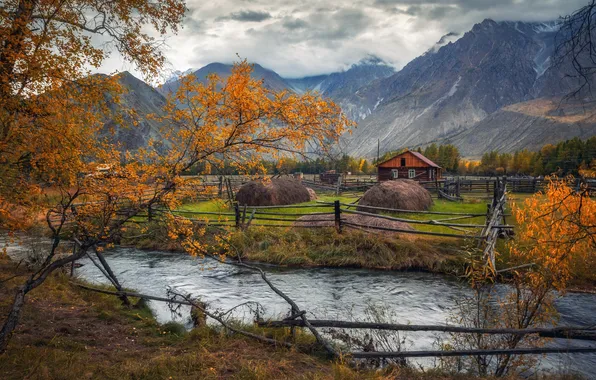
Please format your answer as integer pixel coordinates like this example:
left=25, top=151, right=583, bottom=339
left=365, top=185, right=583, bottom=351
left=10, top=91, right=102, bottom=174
left=123, top=195, right=483, bottom=274
left=229, top=227, right=468, bottom=273
left=122, top=221, right=470, bottom=275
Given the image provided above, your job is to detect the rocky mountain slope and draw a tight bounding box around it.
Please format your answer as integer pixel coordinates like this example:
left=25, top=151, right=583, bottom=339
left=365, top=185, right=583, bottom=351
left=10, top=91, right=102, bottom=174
left=343, top=19, right=583, bottom=158
left=158, top=58, right=395, bottom=119
left=442, top=98, right=596, bottom=158
left=101, top=72, right=168, bottom=151
left=286, top=56, right=396, bottom=120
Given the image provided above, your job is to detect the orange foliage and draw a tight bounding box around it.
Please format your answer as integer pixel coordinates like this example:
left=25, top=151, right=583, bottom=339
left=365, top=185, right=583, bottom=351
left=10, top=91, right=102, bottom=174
left=510, top=176, right=595, bottom=290
left=153, top=61, right=353, bottom=255
left=0, top=0, right=186, bottom=230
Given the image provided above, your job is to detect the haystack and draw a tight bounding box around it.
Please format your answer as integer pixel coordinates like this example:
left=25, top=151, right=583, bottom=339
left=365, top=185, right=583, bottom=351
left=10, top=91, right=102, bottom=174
left=294, top=214, right=414, bottom=237
left=235, top=178, right=311, bottom=206
left=357, top=179, right=432, bottom=213
left=306, top=187, right=317, bottom=201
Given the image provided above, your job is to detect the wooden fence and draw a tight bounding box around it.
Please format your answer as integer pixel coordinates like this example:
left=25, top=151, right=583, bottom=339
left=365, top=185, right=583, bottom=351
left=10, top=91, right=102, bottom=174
left=149, top=197, right=515, bottom=243
left=301, top=175, right=596, bottom=197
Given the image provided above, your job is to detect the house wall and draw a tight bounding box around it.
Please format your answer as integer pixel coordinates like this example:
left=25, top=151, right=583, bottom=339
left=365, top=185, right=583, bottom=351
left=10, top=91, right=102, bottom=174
left=377, top=151, right=442, bottom=182
left=378, top=167, right=440, bottom=182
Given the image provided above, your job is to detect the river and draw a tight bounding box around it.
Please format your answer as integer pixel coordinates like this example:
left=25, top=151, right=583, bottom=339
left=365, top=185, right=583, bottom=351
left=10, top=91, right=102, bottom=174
left=3, top=240, right=595, bottom=378
left=73, top=247, right=596, bottom=378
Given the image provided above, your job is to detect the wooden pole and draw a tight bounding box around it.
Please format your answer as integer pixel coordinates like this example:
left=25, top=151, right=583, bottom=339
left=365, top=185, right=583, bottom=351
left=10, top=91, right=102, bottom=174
left=257, top=319, right=596, bottom=336
left=350, top=347, right=596, bottom=359
left=234, top=203, right=241, bottom=230
left=94, top=248, right=130, bottom=307
left=334, top=200, right=342, bottom=234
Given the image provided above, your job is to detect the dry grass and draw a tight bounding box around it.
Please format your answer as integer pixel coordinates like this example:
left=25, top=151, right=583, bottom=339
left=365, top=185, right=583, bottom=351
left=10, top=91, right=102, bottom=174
left=295, top=214, right=415, bottom=238
left=230, top=227, right=467, bottom=273
left=504, top=97, right=596, bottom=124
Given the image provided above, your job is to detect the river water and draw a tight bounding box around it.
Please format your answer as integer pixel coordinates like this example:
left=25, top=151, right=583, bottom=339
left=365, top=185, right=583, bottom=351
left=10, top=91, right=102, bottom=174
left=72, top=248, right=596, bottom=378
left=3, top=240, right=595, bottom=378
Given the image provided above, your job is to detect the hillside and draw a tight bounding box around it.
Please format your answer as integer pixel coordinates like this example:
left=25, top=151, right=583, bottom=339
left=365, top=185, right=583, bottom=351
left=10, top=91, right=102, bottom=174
left=443, top=98, right=596, bottom=158
left=101, top=72, right=169, bottom=151
left=342, top=19, right=589, bottom=158
left=159, top=58, right=395, bottom=120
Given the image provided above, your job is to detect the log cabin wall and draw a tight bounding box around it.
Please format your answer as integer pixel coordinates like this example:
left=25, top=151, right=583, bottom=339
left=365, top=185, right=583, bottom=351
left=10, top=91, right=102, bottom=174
left=377, top=151, right=442, bottom=182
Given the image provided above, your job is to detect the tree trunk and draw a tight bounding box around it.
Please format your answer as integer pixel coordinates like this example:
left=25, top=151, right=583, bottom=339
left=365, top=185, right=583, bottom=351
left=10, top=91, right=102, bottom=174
left=0, top=285, right=27, bottom=353
left=94, top=249, right=130, bottom=306
left=0, top=245, right=88, bottom=354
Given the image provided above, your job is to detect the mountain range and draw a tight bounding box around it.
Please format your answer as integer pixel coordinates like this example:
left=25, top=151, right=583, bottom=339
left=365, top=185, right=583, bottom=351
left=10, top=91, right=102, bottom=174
left=109, top=19, right=596, bottom=159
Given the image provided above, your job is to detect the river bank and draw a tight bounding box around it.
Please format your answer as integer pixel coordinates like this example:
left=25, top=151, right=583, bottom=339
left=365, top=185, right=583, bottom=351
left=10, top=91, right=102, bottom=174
left=122, top=222, right=469, bottom=275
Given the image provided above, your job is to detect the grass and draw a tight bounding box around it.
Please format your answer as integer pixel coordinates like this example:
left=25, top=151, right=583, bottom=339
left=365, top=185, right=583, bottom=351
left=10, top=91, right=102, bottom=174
left=120, top=192, right=489, bottom=274
left=180, top=193, right=488, bottom=235
left=229, top=227, right=470, bottom=274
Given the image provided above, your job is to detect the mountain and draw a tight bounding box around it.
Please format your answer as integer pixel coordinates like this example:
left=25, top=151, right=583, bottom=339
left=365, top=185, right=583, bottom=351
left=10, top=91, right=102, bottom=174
left=285, top=56, right=396, bottom=119
left=158, top=58, right=395, bottom=119
left=342, top=19, right=584, bottom=158
left=164, top=68, right=195, bottom=84
left=443, top=98, right=596, bottom=158
left=101, top=72, right=169, bottom=151
left=158, top=62, right=296, bottom=98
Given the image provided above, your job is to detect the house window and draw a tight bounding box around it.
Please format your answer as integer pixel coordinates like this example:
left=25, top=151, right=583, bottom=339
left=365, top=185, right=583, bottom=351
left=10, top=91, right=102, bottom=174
left=400, top=158, right=406, bottom=167
left=408, top=169, right=416, bottom=178
left=391, top=169, right=399, bottom=179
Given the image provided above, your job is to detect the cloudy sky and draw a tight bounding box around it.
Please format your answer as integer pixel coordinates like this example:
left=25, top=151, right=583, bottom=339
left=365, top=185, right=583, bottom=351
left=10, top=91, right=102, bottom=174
left=99, top=0, right=589, bottom=80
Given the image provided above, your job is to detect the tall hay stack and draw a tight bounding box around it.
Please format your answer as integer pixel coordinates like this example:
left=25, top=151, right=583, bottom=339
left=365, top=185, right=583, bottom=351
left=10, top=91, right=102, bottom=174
left=236, top=178, right=313, bottom=206
left=357, top=179, right=432, bottom=212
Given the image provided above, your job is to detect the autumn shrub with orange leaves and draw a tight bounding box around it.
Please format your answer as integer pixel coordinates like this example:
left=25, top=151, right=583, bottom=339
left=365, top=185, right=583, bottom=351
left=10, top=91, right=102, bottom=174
left=442, top=176, right=595, bottom=377
left=510, top=175, right=595, bottom=290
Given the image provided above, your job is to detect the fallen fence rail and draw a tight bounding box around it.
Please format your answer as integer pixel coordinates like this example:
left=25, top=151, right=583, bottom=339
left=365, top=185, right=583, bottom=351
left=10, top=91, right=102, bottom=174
left=342, top=221, right=485, bottom=239
left=350, top=346, right=596, bottom=359
left=257, top=319, right=596, bottom=337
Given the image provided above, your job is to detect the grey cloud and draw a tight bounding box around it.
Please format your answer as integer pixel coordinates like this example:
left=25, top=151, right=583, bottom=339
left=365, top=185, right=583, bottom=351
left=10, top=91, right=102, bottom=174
left=221, top=10, right=272, bottom=22
left=282, top=17, right=308, bottom=30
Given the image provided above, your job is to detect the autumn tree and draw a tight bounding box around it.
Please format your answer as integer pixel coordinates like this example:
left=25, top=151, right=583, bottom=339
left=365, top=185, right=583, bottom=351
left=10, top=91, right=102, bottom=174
left=0, top=0, right=187, bottom=228
left=0, top=0, right=189, bottom=353
left=449, top=176, right=595, bottom=377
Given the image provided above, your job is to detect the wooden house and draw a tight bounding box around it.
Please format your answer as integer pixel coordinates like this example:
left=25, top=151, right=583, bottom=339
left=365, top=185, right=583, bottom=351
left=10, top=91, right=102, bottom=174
left=376, top=151, right=442, bottom=182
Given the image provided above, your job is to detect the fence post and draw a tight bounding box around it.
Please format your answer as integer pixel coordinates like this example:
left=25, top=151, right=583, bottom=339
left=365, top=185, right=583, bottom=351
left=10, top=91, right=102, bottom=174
left=336, top=175, right=342, bottom=195
left=148, top=203, right=153, bottom=222
left=456, top=177, right=461, bottom=198
left=218, top=176, right=223, bottom=197
left=234, top=203, right=241, bottom=230
left=334, top=200, right=342, bottom=234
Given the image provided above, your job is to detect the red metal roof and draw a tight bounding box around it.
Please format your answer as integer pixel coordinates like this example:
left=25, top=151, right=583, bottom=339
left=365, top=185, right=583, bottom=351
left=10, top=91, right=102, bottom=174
left=376, top=150, right=441, bottom=168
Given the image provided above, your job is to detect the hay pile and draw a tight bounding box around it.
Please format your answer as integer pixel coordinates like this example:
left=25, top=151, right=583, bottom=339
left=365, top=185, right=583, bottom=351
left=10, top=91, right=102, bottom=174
left=357, top=179, right=432, bottom=213
left=306, top=187, right=317, bottom=201
left=236, top=178, right=312, bottom=206
left=294, top=214, right=414, bottom=237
